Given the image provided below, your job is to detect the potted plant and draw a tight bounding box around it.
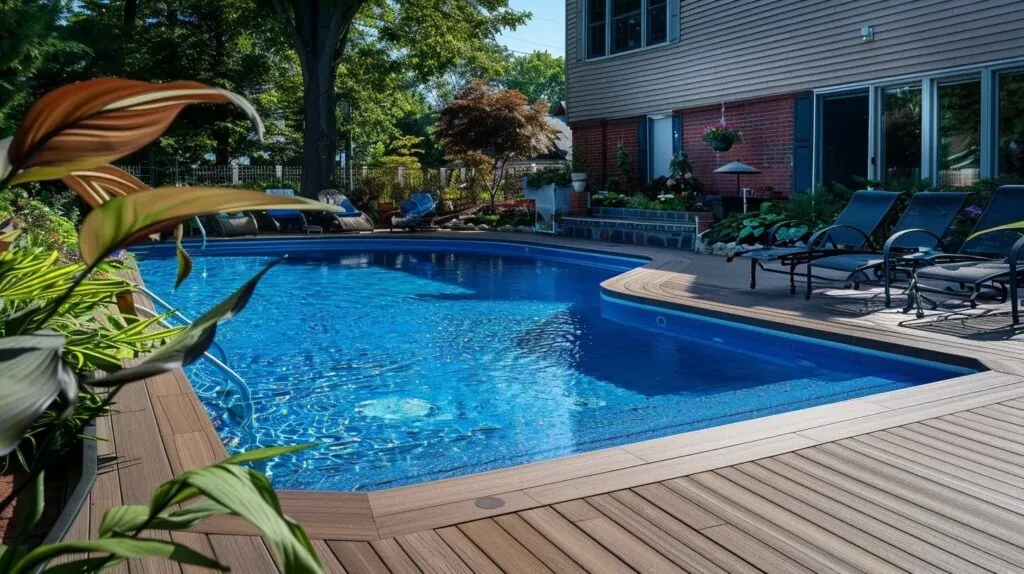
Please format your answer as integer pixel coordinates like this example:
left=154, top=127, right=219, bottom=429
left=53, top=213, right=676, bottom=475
left=569, top=144, right=589, bottom=192
left=701, top=119, right=743, bottom=152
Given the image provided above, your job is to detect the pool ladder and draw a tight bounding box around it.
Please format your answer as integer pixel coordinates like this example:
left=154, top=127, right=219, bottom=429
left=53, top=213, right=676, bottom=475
left=135, top=285, right=255, bottom=428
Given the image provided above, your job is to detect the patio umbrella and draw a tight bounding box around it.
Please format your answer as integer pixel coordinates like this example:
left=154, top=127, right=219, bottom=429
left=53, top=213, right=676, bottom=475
left=713, top=161, right=761, bottom=213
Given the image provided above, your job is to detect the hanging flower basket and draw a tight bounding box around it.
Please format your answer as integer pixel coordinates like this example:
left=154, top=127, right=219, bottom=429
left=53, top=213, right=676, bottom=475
left=702, top=119, right=743, bottom=152
left=709, top=138, right=733, bottom=152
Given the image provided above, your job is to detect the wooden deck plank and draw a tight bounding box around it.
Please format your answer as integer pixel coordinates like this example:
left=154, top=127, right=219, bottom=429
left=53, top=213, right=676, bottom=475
left=328, top=541, right=390, bottom=574
left=525, top=433, right=817, bottom=504
left=434, top=527, right=502, bottom=574
left=457, top=519, right=552, bottom=574
left=701, top=524, right=812, bottom=574
left=716, top=465, right=935, bottom=572
left=740, top=459, right=984, bottom=573
left=369, top=539, right=421, bottom=573
left=815, top=442, right=1024, bottom=545
left=394, top=531, right=472, bottom=574
left=973, top=404, right=1024, bottom=426
left=312, top=540, right=349, bottom=574
left=374, top=490, right=542, bottom=539
left=782, top=451, right=1024, bottom=566
left=572, top=516, right=685, bottom=573
left=609, top=489, right=759, bottom=574
left=586, top=494, right=729, bottom=573
left=127, top=530, right=181, bottom=574
left=208, top=535, right=278, bottom=574
left=665, top=476, right=857, bottom=574
left=369, top=448, right=644, bottom=516
left=493, top=514, right=585, bottom=573
left=169, top=532, right=218, bottom=574
left=550, top=499, right=603, bottom=523
left=630, top=483, right=725, bottom=530
left=694, top=470, right=898, bottom=573
left=847, top=435, right=1024, bottom=510
left=881, top=426, right=1024, bottom=481
left=91, top=415, right=129, bottom=574
left=518, top=507, right=634, bottom=574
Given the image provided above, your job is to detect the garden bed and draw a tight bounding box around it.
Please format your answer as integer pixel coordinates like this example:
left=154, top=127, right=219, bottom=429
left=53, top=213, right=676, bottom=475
left=0, top=425, right=97, bottom=547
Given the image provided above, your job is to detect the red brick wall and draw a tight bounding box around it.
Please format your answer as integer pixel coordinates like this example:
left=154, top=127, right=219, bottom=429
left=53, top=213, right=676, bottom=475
left=569, top=119, right=640, bottom=190
left=681, top=94, right=798, bottom=198
left=604, top=121, right=639, bottom=189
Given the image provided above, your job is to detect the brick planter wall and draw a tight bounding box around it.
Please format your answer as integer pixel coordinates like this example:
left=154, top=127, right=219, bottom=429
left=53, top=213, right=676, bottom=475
left=681, top=93, right=801, bottom=198
left=569, top=119, right=641, bottom=190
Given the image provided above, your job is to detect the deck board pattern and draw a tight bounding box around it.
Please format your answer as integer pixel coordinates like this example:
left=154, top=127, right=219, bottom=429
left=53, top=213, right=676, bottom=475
left=67, top=234, right=1024, bottom=572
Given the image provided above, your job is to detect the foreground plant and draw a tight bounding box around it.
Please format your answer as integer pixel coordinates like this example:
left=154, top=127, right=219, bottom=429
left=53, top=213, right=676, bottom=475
left=0, top=78, right=339, bottom=573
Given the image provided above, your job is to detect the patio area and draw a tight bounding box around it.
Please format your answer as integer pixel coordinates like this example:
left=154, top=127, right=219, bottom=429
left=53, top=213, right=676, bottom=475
left=67, top=232, right=1024, bottom=573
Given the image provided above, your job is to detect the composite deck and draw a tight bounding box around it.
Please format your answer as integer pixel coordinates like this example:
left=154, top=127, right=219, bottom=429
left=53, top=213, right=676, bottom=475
left=66, top=233, right=1024, bottom=573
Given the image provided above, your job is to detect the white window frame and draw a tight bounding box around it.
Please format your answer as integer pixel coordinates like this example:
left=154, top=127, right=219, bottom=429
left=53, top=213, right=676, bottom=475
left=812, top=56, right=1024, bottom=189
left=585, top=0, right=669, bottom=61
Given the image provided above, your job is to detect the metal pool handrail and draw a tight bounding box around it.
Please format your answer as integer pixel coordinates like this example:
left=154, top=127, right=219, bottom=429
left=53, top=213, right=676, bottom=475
left=134, top=304, right=255, bottom=428
left=135, top=284, right=227, bottom=362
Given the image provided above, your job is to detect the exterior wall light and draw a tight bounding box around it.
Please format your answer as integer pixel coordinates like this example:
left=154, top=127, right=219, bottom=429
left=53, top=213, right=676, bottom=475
left=860, top=26, right=875, bottom=41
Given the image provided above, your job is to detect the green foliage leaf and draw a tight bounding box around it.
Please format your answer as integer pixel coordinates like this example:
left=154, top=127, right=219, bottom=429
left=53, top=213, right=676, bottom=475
left=83, top=259, right=280, bottom=387
left=78, top=187, right=337, bottom=266
left=176, top=464, right=322, bottom=573
left=0, top=331, right=77, bottom=456
left=40, top=556, right=123, bottom=574
left=11, top=537, right=227, bottom=573
left=223, top=443, right=313, bottom=465
left=99, top=501, right=233, bottom=538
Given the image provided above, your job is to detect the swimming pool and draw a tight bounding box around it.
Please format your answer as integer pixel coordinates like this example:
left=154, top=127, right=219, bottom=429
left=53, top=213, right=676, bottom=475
left=135, top=238, right=974, bottom=491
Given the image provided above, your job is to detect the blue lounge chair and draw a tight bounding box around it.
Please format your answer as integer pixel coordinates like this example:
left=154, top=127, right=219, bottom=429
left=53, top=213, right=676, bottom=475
left=905, top=185, right=1024, bottom=323
left=732, top=190, right=901, bottom=295
left=265, top=188, right=321, bottom=234
left=317, top=189, right=375, bottom=232
left=808, top=191, right=968, bottom=305
left=391, top=192, right=437, bottom=231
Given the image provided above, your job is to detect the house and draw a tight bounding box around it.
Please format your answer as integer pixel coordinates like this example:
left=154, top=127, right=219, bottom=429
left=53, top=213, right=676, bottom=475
left=566, top=0, right=1024, bottom=200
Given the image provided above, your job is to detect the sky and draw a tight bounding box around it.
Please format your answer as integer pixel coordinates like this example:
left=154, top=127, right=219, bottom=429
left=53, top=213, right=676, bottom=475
left=497, top=0, right=566, bottom=58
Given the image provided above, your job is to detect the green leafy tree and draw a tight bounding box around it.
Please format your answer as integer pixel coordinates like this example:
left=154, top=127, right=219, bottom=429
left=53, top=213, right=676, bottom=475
left=0, top=0, right=82, bottom=134
left=436, top=81, right=556, bottom=208
left=268, top=0, right=529, bottom=196
left=499, top=50, right=565, bottom=113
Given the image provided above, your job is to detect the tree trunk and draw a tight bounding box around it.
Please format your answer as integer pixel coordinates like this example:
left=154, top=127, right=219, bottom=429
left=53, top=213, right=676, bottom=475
left=121, top=0, right=140, bottom=73
left=299, top=51, right=338, bottom=198
left=270, top=0, right=362, bottom=198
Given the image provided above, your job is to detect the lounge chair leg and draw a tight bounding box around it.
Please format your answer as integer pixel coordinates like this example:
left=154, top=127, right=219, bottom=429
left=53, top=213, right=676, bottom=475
left=749, top=259, right=757, bottom=290
left=805, top=263, right=813, bottom=300
left=788, top=263, right=796, bottom=295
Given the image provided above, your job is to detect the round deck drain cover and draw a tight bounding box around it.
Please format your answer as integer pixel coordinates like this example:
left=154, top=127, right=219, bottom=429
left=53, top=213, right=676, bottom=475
left=475, top=497, right=505, bottom=510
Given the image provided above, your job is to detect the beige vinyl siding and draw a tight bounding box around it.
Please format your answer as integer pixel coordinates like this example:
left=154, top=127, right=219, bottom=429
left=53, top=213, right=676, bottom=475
left=567, top=0, right=1024, bottom=122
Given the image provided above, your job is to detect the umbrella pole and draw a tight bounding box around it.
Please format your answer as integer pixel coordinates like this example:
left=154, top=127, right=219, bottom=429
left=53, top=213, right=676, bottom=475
left=738, top=174, right=747, bottom=213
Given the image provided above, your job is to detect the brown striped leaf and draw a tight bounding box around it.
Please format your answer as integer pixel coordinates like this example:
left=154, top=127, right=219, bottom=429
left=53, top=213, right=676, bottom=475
left=78, top=187, right=339, bottom=265
left=62, top=165, right=148, bottom=207
left=173, top=223, right=191, bottom=289
left=4, top=78, right=264, bottom=185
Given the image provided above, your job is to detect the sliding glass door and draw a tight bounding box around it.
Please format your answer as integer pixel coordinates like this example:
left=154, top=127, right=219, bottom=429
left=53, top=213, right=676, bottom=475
left=819, top=92, right=869, bottom=190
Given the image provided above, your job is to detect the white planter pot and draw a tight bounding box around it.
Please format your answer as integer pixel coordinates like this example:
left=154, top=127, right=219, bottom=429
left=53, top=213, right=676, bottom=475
left=571, top=173, right=587, bottom=193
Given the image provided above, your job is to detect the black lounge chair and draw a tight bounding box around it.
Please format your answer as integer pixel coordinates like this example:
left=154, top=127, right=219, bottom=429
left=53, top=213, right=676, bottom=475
left=808, top=191, right=968, bottom=305
left=905, top=185, right=1024, bottom=323
left=732, top=190, right=901, bottom=295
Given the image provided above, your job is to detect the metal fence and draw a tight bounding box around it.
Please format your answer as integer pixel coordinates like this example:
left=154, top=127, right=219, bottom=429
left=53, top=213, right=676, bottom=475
left=117, top=164, right=539, bottom=210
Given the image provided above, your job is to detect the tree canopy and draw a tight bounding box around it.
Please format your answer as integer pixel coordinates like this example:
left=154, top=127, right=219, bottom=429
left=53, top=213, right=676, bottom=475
left=0, top=0, right=563, bottom=192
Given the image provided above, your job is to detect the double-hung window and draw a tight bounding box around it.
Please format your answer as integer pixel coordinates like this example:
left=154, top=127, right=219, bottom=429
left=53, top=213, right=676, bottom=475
left=586, top=0, right=670, bottom=59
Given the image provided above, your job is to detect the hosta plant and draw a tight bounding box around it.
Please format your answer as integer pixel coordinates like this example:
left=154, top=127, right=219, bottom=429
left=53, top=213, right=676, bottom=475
left=0, top=78, right=341, bottom=573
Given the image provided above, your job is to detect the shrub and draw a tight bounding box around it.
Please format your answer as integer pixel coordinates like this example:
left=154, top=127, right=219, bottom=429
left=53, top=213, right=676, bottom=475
left=524, top=164, right=571, bottom=188
left=0, top=187, right=79, bottom=261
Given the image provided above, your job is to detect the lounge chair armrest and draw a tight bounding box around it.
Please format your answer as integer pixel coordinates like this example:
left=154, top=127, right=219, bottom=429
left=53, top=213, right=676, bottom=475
left=766, top=219, right=799, bottom=246
left=882, top=228, right=946, bottom=257
left=1010, top=235, right=1024, bottom=272
left=807, top=224, right=871, bottom=252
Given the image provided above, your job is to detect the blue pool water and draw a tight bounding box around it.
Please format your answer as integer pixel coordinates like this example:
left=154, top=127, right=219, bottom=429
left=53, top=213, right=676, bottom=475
left=135, top=239, right=973, bottom=491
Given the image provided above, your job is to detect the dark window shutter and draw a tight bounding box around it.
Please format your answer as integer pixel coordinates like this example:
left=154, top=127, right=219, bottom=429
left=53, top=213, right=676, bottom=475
left=669, top=0, right=680, bottom=43
left=793, top=96, right=813, bottom=194
left=637, top=119, right=649, bottom=185
left=672, top=114, right=682, bottom=156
